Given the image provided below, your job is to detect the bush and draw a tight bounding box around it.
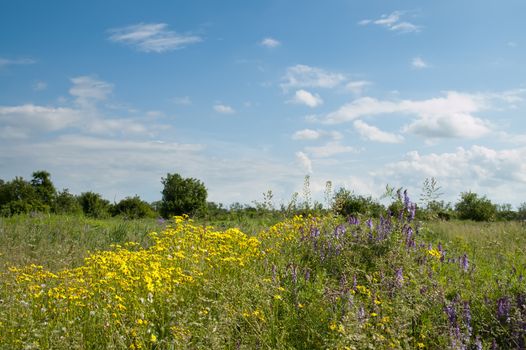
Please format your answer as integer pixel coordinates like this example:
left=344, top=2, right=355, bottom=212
left=112, top=196, right=156, bottom=219
left=455, top=192, right=497, bottom=221
left=160, top=173, right=207, bottom=218
left=332, top=188, right=385, bottom=217
left=53, top=189, right=82, bottom=215
left=78, top=192, right=111, bottom=218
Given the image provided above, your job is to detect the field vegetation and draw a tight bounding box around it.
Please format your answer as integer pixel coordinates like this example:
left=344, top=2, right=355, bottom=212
left=0, top=171, right=525, bottom=349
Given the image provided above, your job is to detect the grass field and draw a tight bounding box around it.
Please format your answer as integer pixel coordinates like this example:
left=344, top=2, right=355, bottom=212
left=0, top=210, right=525, bottom=349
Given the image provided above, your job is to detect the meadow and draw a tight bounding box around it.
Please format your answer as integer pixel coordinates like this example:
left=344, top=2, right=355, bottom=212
left=0, top=202, right=525, bottom=349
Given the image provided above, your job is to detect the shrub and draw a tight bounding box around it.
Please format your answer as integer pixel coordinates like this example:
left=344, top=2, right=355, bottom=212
left=52, top=189, right=82, bottom=215
left=112, top=196, right=156, bottom=219
left=455, top=191, right=497, bottom=221
left=78, top=191, right=111, bottom=218
left=160, top=173, right=207, bottom=218
left=332, top=188, right=385, bottom=217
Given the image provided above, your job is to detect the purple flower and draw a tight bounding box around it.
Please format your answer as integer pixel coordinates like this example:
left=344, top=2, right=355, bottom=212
left=444, top=304, right=457, bottom=325
left=463, top=301, right=472, bottom=337
left=304, top=268, right=311, bottom=281
left=460, top=254, right=469, bottom=272
left=366, top=218, right=374, bottom=230
left=403, top=189, right=410, bottom=209
left=348, top=216, right=360, bottom=225
left=395, top=267, right=404, bottom=287
left=409, top=203, right=416, bottom=221
left=497, top=297, right=511, bottom=321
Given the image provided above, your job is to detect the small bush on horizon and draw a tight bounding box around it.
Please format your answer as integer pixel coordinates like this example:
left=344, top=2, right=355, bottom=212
left=455, top=191, right=497, bottom=221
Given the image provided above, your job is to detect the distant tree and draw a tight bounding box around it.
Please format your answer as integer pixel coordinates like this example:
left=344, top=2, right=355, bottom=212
left=30, top=170, right=56, bottom=207
left=160, top=173, right=207, bottom=218
left=78, top=191, right=110, bottom=218
left=112, top=196, right=156, bottom=219
left=455, top=192, right=497, bottom=221
left=333, top=188, right=385, bottom=217
left=495, top=203, right=518, bottom=221
left=0, top=176, right=46, bottom=216
left=518, top=202, right=526, bottom=220
left=53, top=189, right=82, bottom=215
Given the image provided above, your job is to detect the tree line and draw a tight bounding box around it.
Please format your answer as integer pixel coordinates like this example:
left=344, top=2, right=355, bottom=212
left=1, top=171, right=525, bottom=222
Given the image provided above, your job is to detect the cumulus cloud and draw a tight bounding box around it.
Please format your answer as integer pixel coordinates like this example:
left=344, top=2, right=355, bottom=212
left=345, top=80, right=371, bottom=95
left=378, top=145, right=526, bottom=204
left=296, top=151, right=313, bottom=173
left=0, top=105, right=82, bottom=132
left=353, top=120, right=404, bottom=143
left=260, top=37, right=281, bottom=48
left=108, top=23, right=202, bottom=53
left=69, top=76, right=113, bottom=107
left=324, top=91, right=498, bottom=139
left=172, top=96, right=192, bottom=105
left=290, top=89, right=324, bottom=108
left=359, top=11, right=421, bottom=33
left=411, top=56, right=429, bottom=69
left=213, top=104, right=235, bottom=114
left=0, top=57, right=36, bottom=68
left=281, top=64, right=346, bottom=92
left=292, top=129, right=342, bottom=141
left=33, top=81, right=47, bottom=91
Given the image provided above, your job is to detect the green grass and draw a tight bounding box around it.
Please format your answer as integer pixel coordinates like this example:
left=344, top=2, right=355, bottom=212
left=0, top=213, right=525, bottom=349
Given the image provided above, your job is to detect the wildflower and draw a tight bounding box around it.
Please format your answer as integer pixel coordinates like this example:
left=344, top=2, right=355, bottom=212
left=497, top=297, right=510, bottom=321
left=150, top=334, right=157, bottom=343
left=395, top=267, right=404, bottom=287
left=460, top=254, right=469, bottom=272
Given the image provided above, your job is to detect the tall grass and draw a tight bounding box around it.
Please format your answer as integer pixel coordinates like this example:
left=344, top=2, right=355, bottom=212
left=0, top=207, right=524, bottom=348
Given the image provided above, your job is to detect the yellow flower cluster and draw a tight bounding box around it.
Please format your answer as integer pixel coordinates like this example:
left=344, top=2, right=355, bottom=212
left=5, top=216, right=262, bottom=346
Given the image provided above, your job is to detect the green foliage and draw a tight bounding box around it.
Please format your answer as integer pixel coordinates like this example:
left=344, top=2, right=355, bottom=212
left=518, top=202, right=526, bottom=220
left=0, top=176, right=48, bottom=216
left=53, top=189, right=82, bottom=215
left=333, top=187, right=385, bottom=217
left=160, top=173, right=207, bottom=218
left=31, top=170, right=56, bottom=207
left=77, top=191, right=111, bottom=218
left=455, top=191, right=497, bottom=221
left=112, top=196, right=157, bottom=219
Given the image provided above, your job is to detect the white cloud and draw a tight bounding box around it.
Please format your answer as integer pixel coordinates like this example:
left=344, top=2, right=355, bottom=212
left=296, top=151, right=313, bottom=173
left=69, top=76, right=113, bottom=107
left=290, top=89, right=324, bottom=108
left=260, top=37, right=281, bottom=48
left=108, top=23, right=202, bottom=53
left=281, top=64, right=346, bottom=91
left=33, top=81, right=47, bottom=91
left=379, top=145, right=526, bottom=205
left=324, top=91, right=496, bottom=139
left=0, top=105, right=82, bottom=132
left=411, top=56, right=429, bottom=69
left=345, top=80, right=371, bottom=95
left=214, top=104, right=235, bottom=114
left=305, top=141, right=356, bottom=158
left=292, top=129, right=342, bottom=141
left=292, top=129, right=321, bottom=140
left=359, top=11, right=420, bottom=33
left=353, top=120, right=403, bottom=143
left=0, top=57, right=36, bottom=68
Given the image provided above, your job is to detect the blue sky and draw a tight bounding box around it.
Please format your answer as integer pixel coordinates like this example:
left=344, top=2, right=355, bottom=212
left=2, top=0, right=526, bottom=207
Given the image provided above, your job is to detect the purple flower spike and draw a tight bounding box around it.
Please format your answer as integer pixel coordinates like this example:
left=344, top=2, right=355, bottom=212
left=463, top=301, right=472, bottom=337
left=348, top=216, right=360, bottom=225
left=403, top=189, right=410, bottom=209
left=366, top=218, right=373, bottom=230
left=497, top=297, right=511, bottom=321
left=395, top=267, right=404, bottom=287
left=444, top=304, right=457, bottom=325
left=460, top=254, right=469, bottom=272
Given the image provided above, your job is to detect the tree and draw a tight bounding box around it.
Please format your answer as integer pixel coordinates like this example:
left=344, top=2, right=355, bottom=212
left=53, top=189, right=82, bottom=215
left=0, top=176, right=45, bottom=216
left=333, top=188, right=385, bottom=217
left=78, top=191, right=110, bottom=218
left=455, top=192, right=497, bottom=221
left=31, top=170, right=56, bottom=207
left=112, top=196, right=156, bottom=219
left=160, top=173, right=207, bottom=218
